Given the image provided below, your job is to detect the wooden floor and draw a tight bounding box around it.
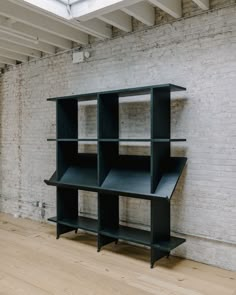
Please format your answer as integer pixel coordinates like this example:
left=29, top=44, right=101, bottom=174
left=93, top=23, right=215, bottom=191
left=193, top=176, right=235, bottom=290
left=0, top=213, right=235, bottom=295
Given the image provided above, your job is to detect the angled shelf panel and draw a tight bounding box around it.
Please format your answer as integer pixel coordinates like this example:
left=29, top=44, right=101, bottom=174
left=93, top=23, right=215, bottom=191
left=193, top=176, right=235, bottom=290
left=44, top=157, right=186, bottom=199
left=48, top=216, right=98, bottom=233
left=45, top=153, right=98, bottom=190
left=59, top=153, right=98, bottom=188
left=101, top=155, right=150, bottom=196
left=61, top=165, right=98, bottom=188
left=154, top=157, right=187, bottom=199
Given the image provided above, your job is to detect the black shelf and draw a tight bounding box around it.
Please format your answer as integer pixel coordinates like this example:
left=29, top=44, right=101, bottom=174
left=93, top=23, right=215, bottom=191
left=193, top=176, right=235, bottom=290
left=47, top=138, right=97, bottom=142
left=152, top=236, right=186, bottom=252
left=45, top=83, right=187, bottom=268
left=48, top=216, right=98, bottom=233
left=47, top=138, right=186, bottom=142
left=47, top=83, right=186, bottom=101
left=100, top=226, right=151, bottom=246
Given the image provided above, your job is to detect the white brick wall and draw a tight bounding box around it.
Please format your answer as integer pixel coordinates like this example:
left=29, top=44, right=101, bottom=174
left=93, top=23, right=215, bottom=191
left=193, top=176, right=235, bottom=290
left=0, top=4, right=236, bottom=270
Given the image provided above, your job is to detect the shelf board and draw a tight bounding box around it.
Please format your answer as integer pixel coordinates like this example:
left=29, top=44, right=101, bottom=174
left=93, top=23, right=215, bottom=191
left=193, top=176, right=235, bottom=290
left=48, top=216, right=98, bottom=233
left=152, top=236, right=185, bottom=252
left=47, top=84, right=186, bottom=101
left=152, top=139, right=186, bottom=142
left=47, top=138, right=186, bottom=143
left=99, top=138, right=150, bottom=142
left=100, top=225, right=151, bottom=246
left=47, top=138, right=97, bottom=142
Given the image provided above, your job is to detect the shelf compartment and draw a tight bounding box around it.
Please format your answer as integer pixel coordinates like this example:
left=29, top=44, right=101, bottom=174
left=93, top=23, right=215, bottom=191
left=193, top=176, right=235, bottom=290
left=152, top=236, right=185, bottom=252
left=47, top=153, right=98, bottom=189
left=101, top=155, right=150, bottom=195
left=48, top=216, right=98, bottom=233
left=100, top=225, right=151, bottom=246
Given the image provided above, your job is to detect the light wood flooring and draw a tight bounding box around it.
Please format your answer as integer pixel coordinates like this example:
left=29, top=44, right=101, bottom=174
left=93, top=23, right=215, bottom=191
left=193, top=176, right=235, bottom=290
left=0, top=213, right=235, bottom=295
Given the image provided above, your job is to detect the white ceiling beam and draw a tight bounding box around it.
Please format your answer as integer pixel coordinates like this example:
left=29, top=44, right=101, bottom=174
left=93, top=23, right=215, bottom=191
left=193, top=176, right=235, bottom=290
left=0, top=56, right=16, bottom=65
left=148, top=0, right=182, bottom=18
left=0, top=0, right=88, bottom=44
left=71, top=0, right=143, bottom=21
left=0, top=16, right=72, bottom=49
left=9, top=0, right=112, bottom=40
left=122, top=1, right=155, bottom=26
left=0, top=31, right=53, bottom=55
left=74, top=19, right=112, bottom=39
left=192, top=0, right=209, bottom=10
left=98, top=11, right=132, bottom=32
left=0, top=48, right=28, bottom=62
left=0, top=38, right=41, bottom=58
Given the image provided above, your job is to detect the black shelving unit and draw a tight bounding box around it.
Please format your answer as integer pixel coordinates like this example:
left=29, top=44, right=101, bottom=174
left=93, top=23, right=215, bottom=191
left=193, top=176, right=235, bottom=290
left=45, top=83, right=187, bottom=268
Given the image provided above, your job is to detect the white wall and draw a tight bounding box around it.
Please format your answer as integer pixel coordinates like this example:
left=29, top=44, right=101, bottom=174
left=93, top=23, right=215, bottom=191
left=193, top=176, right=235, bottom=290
left=0, top=3, right=236, bottom=270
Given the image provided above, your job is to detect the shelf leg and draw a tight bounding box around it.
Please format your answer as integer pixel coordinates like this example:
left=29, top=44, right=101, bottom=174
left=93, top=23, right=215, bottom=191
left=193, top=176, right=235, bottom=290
left=97, top=234, right=117, bottom=252
left=150, top=247, right=168, bottom=268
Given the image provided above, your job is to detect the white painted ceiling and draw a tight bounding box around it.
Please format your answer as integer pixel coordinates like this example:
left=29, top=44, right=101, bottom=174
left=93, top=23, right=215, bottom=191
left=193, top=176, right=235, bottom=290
left=0, top=0, right=209, bottom=69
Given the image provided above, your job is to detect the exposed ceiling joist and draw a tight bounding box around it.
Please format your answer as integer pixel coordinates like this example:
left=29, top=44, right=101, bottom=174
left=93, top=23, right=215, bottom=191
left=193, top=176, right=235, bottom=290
left=70, top=0, right=143, bottom=21
left=192, top=0, right=209, bottom=10
left=0, top=0, right=88, bottom=44
left=98, top=11, right=132, bottom=32
left=0, top=48, right=28, bottom=62
left=0, top=30, right=55, bottom=54
left=0, top=56, right=16, bottom=65
left=122, top=1, right=155, bottom=26
left=0, top=38, right=41, bottom=58
left=0, top=16, right=72, bottom=49
left=75, top=19, right=112, bottom=39
left=10, top=0, right=112, bottom=40
left=148, top=0, right=182, bottom=18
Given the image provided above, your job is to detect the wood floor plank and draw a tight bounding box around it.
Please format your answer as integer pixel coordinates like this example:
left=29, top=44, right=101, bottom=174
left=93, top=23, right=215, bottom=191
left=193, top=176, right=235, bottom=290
left=0, top=213, right=235, bottom=295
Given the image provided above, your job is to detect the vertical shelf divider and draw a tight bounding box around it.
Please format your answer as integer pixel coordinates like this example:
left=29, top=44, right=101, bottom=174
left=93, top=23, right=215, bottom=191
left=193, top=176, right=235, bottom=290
left=98, top=93, right=119, bottom=186
left=56, top=187, right=78, bottom=239
left=56, top=99, right=78, bottom=180
left=98, top=193, right=119, bottom=251
left=150, top=198, right=170, bottom=267
left=151, top=86, right=171, bottom=193
left=56, top=99, right=78, bottom=238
